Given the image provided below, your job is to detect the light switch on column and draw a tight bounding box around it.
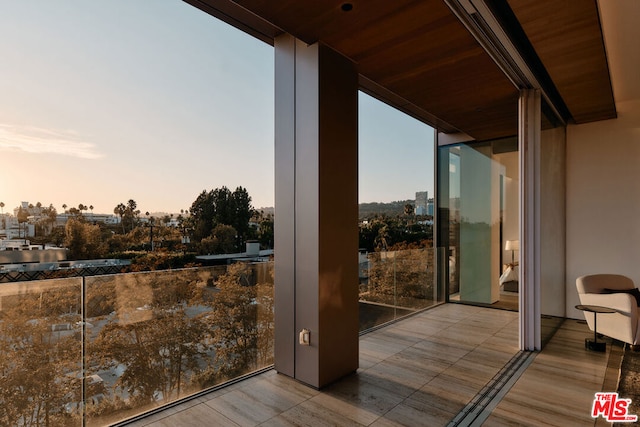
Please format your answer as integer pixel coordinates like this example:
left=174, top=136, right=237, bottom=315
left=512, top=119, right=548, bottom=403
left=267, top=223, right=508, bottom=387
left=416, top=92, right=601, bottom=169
left=299, top=328, right=310, bottom=345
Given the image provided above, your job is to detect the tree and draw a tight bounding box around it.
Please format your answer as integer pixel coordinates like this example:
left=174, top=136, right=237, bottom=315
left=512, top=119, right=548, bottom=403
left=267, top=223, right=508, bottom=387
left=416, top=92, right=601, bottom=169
left=127, top=199, right=138, bottom=217
left=188, top=190, right=216, bottom=241
left=256, top=211, right=274, bottom=249
left=34, top=205, right=58, bottom=237
left=374, top=224, right=390, bottom=251
left=200, top=224, right=237, bottom=255
left=364, top=241, right=434, bottom=309
left=0, top=285, right=82, bottom=426
left=46, top=204, right=57, bottom=227
left=125, top=199, right=140, bottom=232
left=188, top=186, right=255, bottom=252
left=230, top=186, right=254, bottom=245
left=17, top=207, right=28, bottom=223
left=359, top=214, right=432, bottom=253
left=196, top=263, right=274, bottom=385
left=404, top=203, right=415, bottom=219
left=113, top=199, right=140, bottom=233
left=114, top=203, right=126, bottom=233
left=64, top=217, right=107, bottom=259
left=90, top=269, right=209, bottom=410
left=16, top=207, right=29, bottom=239
left=94, top=311, right=205, bottom=406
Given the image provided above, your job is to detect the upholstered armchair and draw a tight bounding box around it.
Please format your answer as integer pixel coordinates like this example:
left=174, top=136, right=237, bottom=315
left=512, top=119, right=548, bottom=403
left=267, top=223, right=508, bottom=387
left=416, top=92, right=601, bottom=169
left=576, top=274, right=640, bottom=346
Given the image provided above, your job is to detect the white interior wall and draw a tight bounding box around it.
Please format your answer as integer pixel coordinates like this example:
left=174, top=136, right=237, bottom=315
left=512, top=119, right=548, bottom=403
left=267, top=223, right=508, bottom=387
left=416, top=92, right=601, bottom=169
left=495, top=151, right=519, bottom=265
left=566, top=99, right=640, bottom=319
left=566, top=0, right=640, bottom=319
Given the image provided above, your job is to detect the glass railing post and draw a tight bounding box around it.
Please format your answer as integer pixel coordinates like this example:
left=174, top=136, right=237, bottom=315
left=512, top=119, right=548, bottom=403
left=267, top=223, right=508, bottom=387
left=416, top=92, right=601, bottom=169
left=393, top=254, right=397, bottom=320
left=81, top=275, right=87, bottom=427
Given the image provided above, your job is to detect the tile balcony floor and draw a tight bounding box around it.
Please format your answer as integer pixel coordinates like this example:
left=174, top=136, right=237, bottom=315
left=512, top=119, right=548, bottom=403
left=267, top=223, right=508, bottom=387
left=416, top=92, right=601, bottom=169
left=124, top=304, right=615, bottom=427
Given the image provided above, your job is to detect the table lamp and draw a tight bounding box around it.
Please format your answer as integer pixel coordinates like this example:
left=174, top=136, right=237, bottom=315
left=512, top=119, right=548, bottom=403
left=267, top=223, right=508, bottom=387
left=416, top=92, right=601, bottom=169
left=505, top=240, right=519, bottom=264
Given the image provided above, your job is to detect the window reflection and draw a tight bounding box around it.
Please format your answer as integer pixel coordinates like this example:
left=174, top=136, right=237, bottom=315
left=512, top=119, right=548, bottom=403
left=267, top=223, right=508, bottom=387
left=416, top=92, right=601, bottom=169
left=439, top=137, right=519, bottom=311
left=358, top=93, right=441, bottom=330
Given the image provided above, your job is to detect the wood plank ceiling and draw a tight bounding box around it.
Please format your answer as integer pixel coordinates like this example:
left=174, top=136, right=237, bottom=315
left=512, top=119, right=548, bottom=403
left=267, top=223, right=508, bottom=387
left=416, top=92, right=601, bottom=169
left=507, top=0, right=616, bottom=124
left=184, top=0, right=616, bottom=141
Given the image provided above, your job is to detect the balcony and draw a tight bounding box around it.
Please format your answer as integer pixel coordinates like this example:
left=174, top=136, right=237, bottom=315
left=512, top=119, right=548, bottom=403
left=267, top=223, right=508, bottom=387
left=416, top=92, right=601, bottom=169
left=122, top=303, right=617, bottom=426
left=0, top=257, right=629, bottom=426
left=0, top=263, right=276, bottom=427
left=0, top=252, right=445, bottom=427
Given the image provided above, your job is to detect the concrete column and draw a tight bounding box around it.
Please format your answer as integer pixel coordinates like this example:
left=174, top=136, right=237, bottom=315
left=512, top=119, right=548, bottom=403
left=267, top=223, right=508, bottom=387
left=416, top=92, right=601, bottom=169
left=519, top=89, right=541, bottom=350
left=274, top=34, right=359, bottom=388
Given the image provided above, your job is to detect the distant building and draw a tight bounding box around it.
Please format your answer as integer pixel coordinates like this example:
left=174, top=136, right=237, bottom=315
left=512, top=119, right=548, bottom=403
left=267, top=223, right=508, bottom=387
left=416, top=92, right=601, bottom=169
left=0, top=239, right=67, bottom=265
left=55, top=213, right=120, bottom=226
left=196, top=241, right=273, bottom=265
left=415, top=191, right=429, bottom=215
left=13, top=201, right=43, bottom=217
left=1, top=215, right=30, bottom=239
left=0, top=239, right=34, bottom=251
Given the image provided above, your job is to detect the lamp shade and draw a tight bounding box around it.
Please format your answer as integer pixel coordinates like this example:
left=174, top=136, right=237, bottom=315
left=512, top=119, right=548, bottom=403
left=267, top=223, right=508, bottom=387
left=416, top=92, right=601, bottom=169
left=505, top=240, right=519, bottom=251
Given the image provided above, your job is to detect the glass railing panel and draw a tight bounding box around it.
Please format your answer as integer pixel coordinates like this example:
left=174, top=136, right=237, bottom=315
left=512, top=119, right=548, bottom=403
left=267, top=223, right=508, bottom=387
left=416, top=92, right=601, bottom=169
left=83, top=262, right=274, bottom=426
left=0, top=278, right=83, bottom=427
left=359, top=247, right=440, bottom=331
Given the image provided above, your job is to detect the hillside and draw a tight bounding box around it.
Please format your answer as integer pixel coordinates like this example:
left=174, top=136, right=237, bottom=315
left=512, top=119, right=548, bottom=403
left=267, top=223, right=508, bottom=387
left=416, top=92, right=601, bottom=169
left=358, top=200, right=413, bottom=219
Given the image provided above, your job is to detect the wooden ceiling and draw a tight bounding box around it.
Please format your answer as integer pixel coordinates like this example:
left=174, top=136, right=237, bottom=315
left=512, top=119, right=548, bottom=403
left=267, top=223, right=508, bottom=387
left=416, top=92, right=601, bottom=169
left=507, top=0, right=616, bottom=124
left=184, top=0, right=616, bottom=141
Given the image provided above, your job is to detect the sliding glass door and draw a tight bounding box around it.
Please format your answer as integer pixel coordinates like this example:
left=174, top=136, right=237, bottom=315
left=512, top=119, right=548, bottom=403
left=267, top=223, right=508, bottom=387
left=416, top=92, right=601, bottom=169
left=438, top=138, right=519, bottom=310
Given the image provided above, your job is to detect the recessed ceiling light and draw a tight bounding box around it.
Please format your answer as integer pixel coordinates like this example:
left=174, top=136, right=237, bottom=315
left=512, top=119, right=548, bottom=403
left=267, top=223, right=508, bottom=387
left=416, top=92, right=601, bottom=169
left=341, top=3, right=353, bottom=12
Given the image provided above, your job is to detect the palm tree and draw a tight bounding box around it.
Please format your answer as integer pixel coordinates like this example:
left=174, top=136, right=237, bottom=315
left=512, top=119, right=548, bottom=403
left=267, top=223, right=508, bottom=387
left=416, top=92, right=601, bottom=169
left=17, top=207, right=29, bottom=241
left=47, top=204, right=57, bottom=230
left=62, top=204, right=67, bottom=213
left=0, top=201, right=4, bottom=215
left=126, top=199, right=139, bottom=231
left=374, top=224, right=390, bottom=251
left=114, top=203, right=126, bottom=233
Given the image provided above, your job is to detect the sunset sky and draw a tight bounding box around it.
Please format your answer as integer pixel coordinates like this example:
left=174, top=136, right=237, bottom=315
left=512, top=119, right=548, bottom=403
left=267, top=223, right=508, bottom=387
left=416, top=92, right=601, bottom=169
left=0, top=0, right=434, bottom=215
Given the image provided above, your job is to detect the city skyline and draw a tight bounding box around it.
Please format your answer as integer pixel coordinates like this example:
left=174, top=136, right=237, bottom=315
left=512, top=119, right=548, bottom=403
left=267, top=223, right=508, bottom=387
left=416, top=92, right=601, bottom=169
left=0, top=0, right=434, bottom=215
